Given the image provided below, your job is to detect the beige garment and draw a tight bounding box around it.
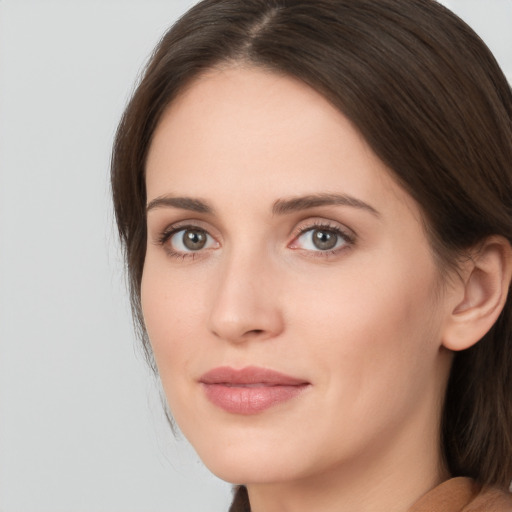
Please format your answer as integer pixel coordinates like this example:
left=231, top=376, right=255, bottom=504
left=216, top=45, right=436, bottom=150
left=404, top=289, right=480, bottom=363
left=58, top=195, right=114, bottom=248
left=230, top=477, right=512, bottom=511
left=410, top=477, right=512, bottom=512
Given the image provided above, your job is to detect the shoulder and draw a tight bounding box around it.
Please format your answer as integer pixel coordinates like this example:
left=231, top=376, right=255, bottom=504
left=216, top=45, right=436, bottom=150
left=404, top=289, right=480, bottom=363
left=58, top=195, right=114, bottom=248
left=410, top=477, right=512, bottom=512
left=463, top=485, right=512, bottom=512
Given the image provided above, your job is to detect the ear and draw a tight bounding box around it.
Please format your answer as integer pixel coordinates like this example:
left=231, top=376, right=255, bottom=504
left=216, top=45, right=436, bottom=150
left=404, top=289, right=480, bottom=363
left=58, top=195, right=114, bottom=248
left=442, top=236, right=512, bottom=352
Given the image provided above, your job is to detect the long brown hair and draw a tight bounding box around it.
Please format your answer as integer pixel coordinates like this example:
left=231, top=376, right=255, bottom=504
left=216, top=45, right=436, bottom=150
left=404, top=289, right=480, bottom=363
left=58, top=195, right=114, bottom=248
left=111, top=0, right=512, bottom=493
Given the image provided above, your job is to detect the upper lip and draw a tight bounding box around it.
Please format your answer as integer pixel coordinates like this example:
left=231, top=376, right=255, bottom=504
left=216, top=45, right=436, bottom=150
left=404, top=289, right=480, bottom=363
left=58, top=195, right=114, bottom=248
left=199, top=366, right=309, bottom=386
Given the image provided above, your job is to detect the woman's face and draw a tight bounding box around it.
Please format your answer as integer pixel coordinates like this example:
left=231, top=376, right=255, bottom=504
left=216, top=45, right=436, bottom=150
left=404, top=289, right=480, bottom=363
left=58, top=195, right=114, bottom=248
left=143, top=67, right=454, bottom=487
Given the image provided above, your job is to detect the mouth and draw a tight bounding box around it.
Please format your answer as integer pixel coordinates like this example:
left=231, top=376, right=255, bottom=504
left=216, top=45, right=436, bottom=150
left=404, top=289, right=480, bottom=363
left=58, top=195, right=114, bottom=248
left=199, top=366, right=310, bottom=415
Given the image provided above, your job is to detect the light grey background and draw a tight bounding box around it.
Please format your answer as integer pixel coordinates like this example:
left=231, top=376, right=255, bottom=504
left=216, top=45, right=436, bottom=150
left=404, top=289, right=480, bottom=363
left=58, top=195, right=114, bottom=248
left=0, top=1, right=511, bottom=511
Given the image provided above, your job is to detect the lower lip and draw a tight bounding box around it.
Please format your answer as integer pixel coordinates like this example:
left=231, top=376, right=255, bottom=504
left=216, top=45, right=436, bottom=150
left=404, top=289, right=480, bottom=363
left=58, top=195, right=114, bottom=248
left=202, top=383, right=309, bottom=415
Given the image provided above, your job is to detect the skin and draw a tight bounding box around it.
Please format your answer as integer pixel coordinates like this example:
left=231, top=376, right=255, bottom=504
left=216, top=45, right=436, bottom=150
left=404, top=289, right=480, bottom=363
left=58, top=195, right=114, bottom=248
left=142, top=66, right=460, bottom=512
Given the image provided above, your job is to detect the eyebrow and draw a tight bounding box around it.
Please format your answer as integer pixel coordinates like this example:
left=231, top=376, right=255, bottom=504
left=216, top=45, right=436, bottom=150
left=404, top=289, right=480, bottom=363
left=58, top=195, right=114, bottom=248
left=146, top=192, right=380, bottom=217
left=146, top=195, right=213, bottom=214
left=272, top=193, right=380, bottom=217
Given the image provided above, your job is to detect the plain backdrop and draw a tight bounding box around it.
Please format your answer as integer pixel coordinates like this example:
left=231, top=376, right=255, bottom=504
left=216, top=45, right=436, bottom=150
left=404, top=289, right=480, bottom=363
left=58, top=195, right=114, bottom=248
left=0, top=1, right=511, bottom=511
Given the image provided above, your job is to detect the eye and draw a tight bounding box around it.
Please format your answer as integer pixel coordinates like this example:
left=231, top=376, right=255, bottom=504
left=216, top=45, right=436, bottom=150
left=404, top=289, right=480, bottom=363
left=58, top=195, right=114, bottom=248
left=290, top=225, right=352, bottom=253
left=164, top=227, right=218, bottom=254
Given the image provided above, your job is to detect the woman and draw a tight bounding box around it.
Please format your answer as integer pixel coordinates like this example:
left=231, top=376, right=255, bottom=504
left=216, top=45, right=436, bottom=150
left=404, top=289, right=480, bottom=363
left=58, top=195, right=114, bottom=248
left=111, top=0, right=512, bottom=510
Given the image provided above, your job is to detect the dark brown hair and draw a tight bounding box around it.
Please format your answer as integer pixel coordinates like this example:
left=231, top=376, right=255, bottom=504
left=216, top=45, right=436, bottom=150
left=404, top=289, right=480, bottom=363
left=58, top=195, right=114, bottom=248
left=111, top=0, right=512, bottom=494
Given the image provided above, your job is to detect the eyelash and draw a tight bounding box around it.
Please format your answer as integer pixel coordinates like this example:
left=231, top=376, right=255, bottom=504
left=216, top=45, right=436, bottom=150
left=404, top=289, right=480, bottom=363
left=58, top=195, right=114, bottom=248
left=155, top=220, right=355, bottom=260
left=290, top=221, right=355, bottom=258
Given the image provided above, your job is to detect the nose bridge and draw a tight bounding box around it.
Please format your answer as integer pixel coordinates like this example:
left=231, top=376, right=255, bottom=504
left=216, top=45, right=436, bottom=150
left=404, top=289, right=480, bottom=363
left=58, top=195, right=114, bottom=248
left=208, top=242, right=283, bottom=342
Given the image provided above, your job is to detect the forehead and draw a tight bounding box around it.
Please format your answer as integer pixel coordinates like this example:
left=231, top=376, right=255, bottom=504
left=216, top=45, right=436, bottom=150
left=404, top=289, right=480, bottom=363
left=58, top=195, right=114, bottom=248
left=145, top=66, right=418, bottom=222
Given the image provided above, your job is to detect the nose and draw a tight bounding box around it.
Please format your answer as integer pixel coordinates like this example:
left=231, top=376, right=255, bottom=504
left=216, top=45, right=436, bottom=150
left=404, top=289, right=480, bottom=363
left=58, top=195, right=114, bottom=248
left=207, top=250, right=284, bottom=343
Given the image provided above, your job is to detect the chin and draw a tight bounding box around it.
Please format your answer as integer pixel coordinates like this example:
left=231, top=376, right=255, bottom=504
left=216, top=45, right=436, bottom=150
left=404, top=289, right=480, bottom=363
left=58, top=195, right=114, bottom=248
left=184, top=423, right=327, bottom=486
left=201, top=452, right=300, bottom=486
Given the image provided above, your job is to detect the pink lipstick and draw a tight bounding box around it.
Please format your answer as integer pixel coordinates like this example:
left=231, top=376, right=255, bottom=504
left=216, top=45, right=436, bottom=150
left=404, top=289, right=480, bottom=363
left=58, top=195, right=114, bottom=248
left=199, top=366, right=309, bottom=415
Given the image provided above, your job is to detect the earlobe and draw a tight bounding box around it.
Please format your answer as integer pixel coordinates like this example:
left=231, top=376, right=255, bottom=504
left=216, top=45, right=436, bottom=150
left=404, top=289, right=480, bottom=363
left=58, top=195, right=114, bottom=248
left=442, top=236, right=512, bottom=352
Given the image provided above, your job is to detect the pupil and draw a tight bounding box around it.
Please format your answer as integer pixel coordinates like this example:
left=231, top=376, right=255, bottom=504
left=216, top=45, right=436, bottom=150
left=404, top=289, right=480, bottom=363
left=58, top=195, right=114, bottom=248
left=313, top=229, right=337, bottom=250
left=183, top=229, right=206, bottom=250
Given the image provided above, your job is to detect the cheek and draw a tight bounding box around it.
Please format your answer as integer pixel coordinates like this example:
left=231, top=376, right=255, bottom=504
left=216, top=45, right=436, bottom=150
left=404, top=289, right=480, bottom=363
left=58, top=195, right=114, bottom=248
left=140, top=258, right=206, bottom=378
left=141, top=264, right=213, bottom=434
left=286, top=251, right=443, bottom=413
left=290, top=251, right=440, bottom=349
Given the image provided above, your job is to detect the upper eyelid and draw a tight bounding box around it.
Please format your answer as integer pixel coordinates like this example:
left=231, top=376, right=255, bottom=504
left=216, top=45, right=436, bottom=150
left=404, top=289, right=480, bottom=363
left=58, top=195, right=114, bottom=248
left=291, top=218, right=356, bottom=238
left=292, top=226, right=353, bottom=245
left=152, top=218, right=219, bottom=239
